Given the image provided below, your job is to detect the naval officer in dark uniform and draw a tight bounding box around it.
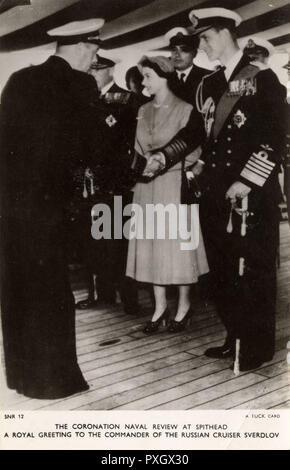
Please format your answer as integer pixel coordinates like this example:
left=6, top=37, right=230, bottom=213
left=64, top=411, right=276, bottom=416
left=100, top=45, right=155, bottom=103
left=76, top=55, right=139, bottom=314
left=143, top=7, right=286, bottom=371
left=0, top=19, right=103, bottom=398
left=165, top=27, right=210, bottom=107
left=242, top=37, right=290, bottom=226
left=164, top=27, right=211, bottom=300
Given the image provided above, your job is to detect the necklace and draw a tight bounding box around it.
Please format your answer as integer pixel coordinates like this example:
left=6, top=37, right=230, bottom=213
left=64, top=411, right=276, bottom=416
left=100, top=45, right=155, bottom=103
left=153, top=102, right=169, bottom=108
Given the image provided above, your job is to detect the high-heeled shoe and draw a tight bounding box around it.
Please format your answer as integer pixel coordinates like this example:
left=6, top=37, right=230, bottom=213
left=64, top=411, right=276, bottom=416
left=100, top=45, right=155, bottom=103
left=167, top=308, right=192, bottom=333
left=143, top=308, right=170, bottom=335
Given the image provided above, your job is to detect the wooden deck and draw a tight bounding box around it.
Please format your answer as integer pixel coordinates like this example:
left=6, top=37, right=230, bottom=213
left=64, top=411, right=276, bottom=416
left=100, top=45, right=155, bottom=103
left=1, top=222, right=290, bottom=410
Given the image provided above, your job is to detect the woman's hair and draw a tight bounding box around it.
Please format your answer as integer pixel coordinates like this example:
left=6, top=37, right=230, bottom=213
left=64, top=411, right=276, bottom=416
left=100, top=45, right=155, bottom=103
left=125, top=66, right=144, bottom=92
left=138, top=57, right=174, bottom=79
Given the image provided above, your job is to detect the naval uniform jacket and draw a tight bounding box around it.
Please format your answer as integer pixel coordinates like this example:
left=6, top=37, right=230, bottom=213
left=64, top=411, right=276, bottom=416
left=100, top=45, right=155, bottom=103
left=282, top=106, right=290, bottom=223
left=88, top=83, right=137, bottom=197
left=199, top=56, right=285, bottom=207
left=0, top=55, right=99, bottom=223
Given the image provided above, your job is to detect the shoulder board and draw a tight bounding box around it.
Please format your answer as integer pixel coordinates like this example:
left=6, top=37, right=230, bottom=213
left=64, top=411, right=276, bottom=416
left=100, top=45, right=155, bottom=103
left=104, top=92, right=131, bottom=104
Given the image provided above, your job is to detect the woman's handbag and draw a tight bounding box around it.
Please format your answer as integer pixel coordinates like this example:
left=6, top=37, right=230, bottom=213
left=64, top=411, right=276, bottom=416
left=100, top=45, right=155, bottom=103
left=180, top=158, right=202, bottom=205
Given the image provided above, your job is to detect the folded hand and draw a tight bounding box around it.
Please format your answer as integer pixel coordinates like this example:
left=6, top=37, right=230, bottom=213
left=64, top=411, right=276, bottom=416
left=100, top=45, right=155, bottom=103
left=143, top=152, right=165, bottom=178
left=226, top=181, right=251, bottom=203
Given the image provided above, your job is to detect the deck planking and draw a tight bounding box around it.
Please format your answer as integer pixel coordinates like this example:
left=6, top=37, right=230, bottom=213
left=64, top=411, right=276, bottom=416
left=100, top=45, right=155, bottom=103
left=1, top=222, right=289, bottom=410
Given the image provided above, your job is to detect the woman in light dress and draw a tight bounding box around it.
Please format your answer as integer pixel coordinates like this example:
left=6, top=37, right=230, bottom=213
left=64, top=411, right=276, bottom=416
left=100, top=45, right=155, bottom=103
left=126, top=56, right=208, bottom=334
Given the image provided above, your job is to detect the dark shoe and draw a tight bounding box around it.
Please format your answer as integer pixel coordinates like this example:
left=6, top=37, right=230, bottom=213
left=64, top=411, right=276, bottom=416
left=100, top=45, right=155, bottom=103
left=76, top=297, right=115, bottom=309
left=143, top=308, right=170, bottom=335
left=167, top=308, right=192, bottom=333
left=124, top=303, right=140, bottom=315
left=75, top=298, right=97, bottom=309
left=100, top=297, right=116, bottom=305
left=204, top=343, right=234, bottom=358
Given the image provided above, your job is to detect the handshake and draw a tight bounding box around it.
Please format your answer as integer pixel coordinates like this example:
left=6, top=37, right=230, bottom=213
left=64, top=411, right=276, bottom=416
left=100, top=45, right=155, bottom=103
left=142, top=152, right=166, bottom=178
left=132, top=150, right=206, bottom=180
left=141, top=153, right=205, bottom=179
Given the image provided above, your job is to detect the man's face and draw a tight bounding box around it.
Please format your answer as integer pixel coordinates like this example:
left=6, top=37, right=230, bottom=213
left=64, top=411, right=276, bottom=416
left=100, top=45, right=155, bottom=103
left=199, top=28, right=226, bottom=62
left=89, top=67, right=112, bottom=90
left=128, top=78, right=138, bottom=94
left=78, top=42, right=100, bottom=71
left=171, top=45, right=195, bottom=71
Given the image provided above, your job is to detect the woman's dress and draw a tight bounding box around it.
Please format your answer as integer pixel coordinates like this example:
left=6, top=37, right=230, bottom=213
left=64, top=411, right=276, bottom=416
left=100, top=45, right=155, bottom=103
left=126, top=91, right=209, bottom=285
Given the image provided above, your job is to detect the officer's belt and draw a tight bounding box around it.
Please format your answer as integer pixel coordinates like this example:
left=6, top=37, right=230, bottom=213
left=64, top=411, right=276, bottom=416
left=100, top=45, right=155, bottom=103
left=213, top=64, right=260, bottom=139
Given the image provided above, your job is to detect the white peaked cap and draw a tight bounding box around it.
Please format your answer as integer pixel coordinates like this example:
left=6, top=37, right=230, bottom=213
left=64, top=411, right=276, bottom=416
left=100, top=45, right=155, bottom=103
left=47, top=18, right=104, bottom=37
left=189, top=7, right=242, bottom=30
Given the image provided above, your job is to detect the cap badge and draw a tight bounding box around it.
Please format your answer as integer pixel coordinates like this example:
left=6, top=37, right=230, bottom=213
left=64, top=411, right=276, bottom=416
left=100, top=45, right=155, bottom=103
left=247, top=39, right=256, bottom=49
left=190, top=15, right=199, bottom=29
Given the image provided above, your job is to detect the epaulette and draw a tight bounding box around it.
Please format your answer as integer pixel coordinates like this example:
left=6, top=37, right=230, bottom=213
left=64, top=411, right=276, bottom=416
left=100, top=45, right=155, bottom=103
left=104, top=92, right=131, bottom=105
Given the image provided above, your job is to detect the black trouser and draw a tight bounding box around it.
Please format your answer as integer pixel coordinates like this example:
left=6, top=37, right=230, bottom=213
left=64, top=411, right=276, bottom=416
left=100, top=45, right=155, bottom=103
left=0, top=216, right=88, bottom=398
left=284, top=166, right=290, bottom=225
left=200, top=192, right=279, bottom=361
left=81, top=192, right=138, bottom=308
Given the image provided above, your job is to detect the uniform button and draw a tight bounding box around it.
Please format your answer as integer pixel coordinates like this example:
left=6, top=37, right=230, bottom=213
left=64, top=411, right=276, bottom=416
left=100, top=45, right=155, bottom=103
left=226, top=162, right=231, bottom=167
left=227, top=125, right=232, bottom=129
left=286, top=144, right=290, bottom=148
left=214, top=139, right=218, bottom=143
left=227, top=137, right=231, bottom=141
left=212, top=151, right=216, bottom=155
left=212, top=163, right=216, bottom=168
left=227, top=149, right=232, bottom=154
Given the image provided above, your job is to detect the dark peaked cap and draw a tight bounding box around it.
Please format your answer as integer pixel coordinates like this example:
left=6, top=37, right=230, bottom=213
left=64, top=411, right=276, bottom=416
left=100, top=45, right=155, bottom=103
left=47, top=19, right=104, bottom=45
left=165, top=27, right=198, bottom=50
left=242, top=38, right=275, bottom=58
left=90, top=55, right=116, bottom=70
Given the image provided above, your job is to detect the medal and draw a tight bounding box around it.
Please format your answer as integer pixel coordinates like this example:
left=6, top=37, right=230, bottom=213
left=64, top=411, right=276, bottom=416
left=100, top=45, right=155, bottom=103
left=228, top=77, right=257, bottom=96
